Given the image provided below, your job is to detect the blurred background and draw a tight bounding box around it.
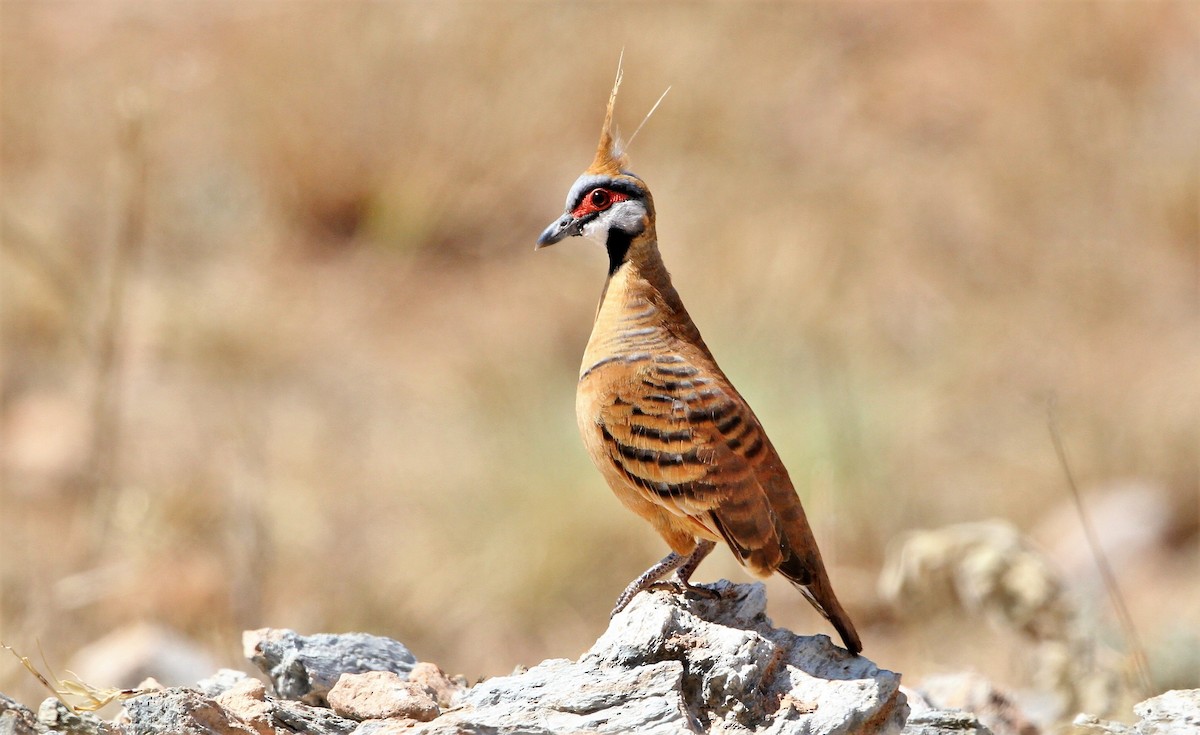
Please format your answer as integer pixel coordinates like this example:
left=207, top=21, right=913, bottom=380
left=2, top=0, right=1197, bottom=724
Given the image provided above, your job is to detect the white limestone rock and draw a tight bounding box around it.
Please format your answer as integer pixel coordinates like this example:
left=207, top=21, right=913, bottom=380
left=406, top=581, right=907, bottom=735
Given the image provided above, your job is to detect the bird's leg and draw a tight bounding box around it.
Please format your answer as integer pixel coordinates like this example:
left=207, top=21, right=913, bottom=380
left=671, top=539, right=718, bottom=598
left=611, top=540, right=719, bottom=617
left=610, top=551, right=687, bottom=617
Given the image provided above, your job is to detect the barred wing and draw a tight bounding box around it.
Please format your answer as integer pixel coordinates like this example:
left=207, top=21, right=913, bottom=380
left=596, top=354, right=787, bottom=574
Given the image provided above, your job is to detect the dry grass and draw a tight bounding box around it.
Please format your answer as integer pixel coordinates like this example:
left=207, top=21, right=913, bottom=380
left=2, top=0, right=1197, bottom=722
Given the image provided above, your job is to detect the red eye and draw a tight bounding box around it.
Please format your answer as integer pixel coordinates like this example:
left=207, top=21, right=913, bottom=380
left=570, top=186, right=630, bottom=218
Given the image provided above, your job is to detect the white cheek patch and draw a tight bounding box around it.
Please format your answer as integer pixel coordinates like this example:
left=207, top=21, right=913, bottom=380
left=582, top=217, right=608, bottom=245
left=582, top=200, right=646, bottom=246
left=609, top=200, right=647, bottom=234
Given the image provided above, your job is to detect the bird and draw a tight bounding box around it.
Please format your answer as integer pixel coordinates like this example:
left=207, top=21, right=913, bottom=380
left=535, top=65, right=862, bottom=655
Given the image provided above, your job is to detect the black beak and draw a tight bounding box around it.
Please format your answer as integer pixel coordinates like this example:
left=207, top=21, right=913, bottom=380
left=536, top=213, right=582, bottom=249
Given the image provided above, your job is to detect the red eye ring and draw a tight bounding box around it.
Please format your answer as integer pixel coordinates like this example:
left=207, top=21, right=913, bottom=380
left=570, top=187, right=630, bottom=218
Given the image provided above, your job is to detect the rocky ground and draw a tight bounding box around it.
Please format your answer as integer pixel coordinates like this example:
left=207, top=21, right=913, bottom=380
left=0, top=582, right=1195, bottom=735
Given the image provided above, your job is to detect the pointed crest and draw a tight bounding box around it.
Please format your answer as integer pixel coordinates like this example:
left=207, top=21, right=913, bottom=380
left=628, top=86, right=670, bottom=149
left=588, top=52, right=629, bottom=176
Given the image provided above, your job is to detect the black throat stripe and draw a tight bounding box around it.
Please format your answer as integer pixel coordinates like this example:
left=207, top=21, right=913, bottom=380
left=606, top=229, right=633, bottom=276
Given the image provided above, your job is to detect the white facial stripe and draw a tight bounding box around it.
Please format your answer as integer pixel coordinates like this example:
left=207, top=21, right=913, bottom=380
left=581, top=216, right=607, bottom=244
left=581, top=199, right=647, bottom=245
left=607, top=199, right=647, bottom=235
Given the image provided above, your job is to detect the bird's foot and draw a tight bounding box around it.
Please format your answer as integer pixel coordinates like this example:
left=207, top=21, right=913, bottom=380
left=610, top=541, right=720, bottom=617
left=650, top=577, right=721, bottom=600
left=633, top=576, right=715, bottom=605
left=676, top=579, right=721, bottom=600
left=610, top=551, right=688, bottom=618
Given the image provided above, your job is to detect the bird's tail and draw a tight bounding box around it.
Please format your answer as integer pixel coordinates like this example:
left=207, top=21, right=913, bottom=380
left=777, top=552, right=863, bottom=655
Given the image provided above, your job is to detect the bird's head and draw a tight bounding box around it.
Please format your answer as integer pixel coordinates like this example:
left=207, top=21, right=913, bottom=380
left=536, top=63, right=657, bottom=274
